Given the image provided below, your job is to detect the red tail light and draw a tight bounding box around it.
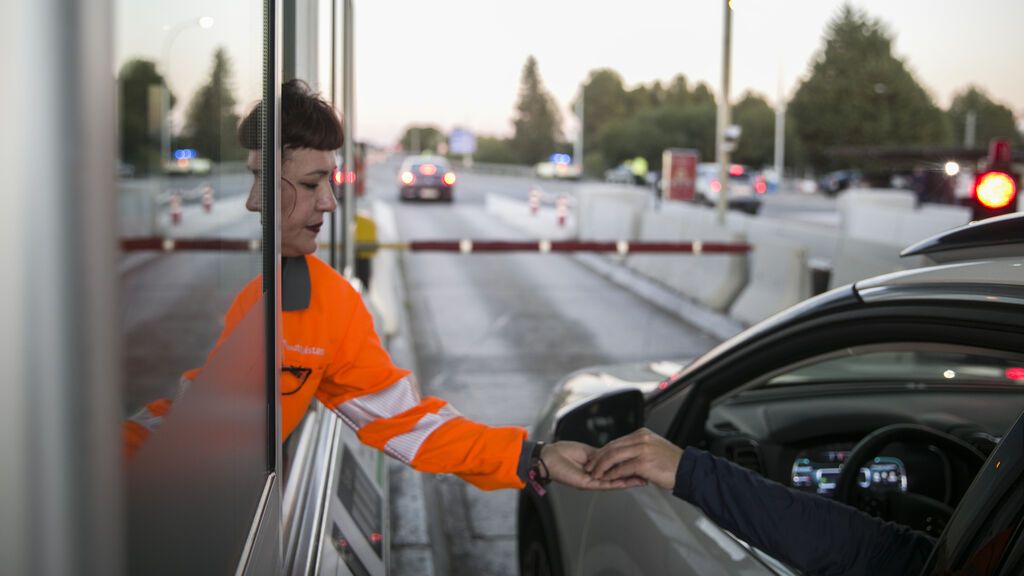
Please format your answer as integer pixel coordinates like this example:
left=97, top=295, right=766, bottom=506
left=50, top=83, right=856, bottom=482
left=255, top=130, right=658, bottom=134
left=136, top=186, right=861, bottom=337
left=400, top=171, right=415, bottom=185
left=419, top=164, right=437, bottom=176
left=974, top=171, right=1016, bottom=209
left=332, top=168, right=343, bottom=186
left=442, top=172, right=457, bottom=186
left=729, top=164, right=744, bottom=177
left=710, top=180, right=722, bottom=193
left=346, top=170, right=356, bottom=184
left=755, top=177, right=767, bottom=194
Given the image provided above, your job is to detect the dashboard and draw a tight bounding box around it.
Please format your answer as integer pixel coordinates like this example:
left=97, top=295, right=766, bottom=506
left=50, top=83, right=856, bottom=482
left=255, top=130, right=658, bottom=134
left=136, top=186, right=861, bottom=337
left=790, top=443, right=907, bottom=497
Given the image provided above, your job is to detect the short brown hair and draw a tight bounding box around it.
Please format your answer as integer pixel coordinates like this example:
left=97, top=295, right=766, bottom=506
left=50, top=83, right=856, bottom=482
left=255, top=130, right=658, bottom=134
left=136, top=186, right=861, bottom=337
left=237, top=79, right=344, bottom=151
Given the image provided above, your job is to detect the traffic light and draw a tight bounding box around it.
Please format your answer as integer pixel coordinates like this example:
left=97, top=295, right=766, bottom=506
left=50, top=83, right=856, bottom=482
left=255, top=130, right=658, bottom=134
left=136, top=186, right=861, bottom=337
left=972, top=139, right=1019, bottom=220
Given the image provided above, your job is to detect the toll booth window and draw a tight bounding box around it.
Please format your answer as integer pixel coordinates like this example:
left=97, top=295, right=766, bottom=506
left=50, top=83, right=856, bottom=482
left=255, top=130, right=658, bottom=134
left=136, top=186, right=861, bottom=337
left=115, top=1, right=272, bottom=573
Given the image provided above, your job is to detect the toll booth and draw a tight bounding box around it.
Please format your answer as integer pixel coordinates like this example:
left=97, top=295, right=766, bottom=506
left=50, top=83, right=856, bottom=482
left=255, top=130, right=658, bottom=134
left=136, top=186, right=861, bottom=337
left=662, top=148, right=699, bottom=202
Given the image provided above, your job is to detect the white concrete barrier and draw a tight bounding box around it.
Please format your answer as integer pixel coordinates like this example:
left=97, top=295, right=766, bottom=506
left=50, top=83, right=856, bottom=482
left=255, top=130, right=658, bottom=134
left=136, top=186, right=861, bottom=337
left=626, top=209, right=748, bottom=312
left=828, top=237, right=925, bottom=289
left=576, top=185, right=649, bottom=240
left=729, top=236, right=810, bottom=326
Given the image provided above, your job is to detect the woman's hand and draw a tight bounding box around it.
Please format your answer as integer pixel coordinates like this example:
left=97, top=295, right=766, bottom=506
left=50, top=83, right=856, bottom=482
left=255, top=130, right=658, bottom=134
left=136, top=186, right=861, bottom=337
left=584, top=428, right=683, bottom=491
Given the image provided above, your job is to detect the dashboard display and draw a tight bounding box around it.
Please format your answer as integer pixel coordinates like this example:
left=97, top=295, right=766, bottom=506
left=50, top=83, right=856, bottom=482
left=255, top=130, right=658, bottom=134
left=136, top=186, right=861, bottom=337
left=791, top=445, right=907, bottom=496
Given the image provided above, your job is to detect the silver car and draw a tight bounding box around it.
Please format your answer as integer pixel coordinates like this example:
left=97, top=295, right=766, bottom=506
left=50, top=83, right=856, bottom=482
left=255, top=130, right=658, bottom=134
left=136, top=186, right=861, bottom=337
left=519, top=212, right=1024, bottom=575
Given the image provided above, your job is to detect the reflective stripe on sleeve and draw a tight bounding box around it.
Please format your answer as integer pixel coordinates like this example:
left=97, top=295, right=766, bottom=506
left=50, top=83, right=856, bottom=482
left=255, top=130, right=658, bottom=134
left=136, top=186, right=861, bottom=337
left=335, top=378, right=421, bottom=430
left=383, top=405, right=461, bottom=465
left=127, top=406, right=164, bottom=432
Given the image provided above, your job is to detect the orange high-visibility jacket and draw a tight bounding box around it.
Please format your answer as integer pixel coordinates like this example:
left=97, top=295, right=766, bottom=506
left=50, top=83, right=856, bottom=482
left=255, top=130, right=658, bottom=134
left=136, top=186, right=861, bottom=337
left=125, top=254, right=527, bottom=490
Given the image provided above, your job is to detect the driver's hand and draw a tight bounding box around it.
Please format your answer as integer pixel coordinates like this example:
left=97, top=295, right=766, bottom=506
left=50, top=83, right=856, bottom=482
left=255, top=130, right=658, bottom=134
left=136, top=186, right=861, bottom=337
left=584, top=428, right=683, bottom=491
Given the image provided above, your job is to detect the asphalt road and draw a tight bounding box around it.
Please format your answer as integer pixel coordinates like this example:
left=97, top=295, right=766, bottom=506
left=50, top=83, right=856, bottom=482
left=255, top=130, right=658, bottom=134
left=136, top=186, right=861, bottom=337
left=368, top=159, right=720, bottom=575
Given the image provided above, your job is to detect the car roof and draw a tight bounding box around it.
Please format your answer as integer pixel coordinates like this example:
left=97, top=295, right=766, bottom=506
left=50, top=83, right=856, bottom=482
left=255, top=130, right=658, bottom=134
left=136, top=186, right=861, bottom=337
left=856, top=212, right=1024, bottom=304
left=403, top=155, right=448, bottom=163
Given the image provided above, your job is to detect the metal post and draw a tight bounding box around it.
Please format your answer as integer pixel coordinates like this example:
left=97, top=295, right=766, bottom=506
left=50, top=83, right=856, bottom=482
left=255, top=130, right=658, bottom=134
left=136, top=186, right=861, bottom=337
left=774, top=67, right=786, bottom=194
left=965, top=110, right=977, bottom=148
left=328, top=0, right=338, bottom=269
left=574, top=84, right=584, bottom=171
left=342, top=0, right=356, bottom=279
left=716, top=0, right=733, bottom=224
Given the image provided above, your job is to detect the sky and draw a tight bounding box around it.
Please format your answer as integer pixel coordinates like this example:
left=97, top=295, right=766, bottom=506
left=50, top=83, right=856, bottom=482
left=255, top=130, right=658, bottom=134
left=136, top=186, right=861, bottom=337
left=116, top=0, right=1024, bottom=147
left=357, top=0, right=1024, bottom=145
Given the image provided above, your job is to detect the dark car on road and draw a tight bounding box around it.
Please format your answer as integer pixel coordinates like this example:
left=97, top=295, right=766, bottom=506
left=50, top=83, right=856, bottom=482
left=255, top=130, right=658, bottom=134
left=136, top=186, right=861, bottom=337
left=398, top=154, right=456, bottom=202
left=519, top=212, right=1024, bottom=576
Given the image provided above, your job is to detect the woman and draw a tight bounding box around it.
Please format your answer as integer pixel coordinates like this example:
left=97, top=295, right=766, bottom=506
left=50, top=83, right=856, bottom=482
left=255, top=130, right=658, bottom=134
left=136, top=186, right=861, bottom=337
left=126, top=80, right=635, bottom=493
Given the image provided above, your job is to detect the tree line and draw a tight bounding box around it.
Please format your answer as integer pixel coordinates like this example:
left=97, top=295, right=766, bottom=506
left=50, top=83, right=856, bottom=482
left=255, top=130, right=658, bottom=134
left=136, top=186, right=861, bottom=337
left=406, top=4, right=1021, bottom=176
left=118, top=47, right=246, bottom=175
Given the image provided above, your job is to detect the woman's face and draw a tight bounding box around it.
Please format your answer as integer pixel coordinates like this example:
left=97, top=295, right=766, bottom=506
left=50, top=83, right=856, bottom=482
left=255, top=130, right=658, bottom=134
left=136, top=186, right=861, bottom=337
left=246, top=148, right=337, bottom=256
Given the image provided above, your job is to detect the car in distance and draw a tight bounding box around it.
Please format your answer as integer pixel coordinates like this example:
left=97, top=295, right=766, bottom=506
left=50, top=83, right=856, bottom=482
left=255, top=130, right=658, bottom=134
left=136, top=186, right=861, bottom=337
left=398, top=155, right=456, bottom=202
left=519, top=212, right=1024, bottom=576
left=694, top=162, right=765, bottom=214
left=536, top=154, right=582, bottom=180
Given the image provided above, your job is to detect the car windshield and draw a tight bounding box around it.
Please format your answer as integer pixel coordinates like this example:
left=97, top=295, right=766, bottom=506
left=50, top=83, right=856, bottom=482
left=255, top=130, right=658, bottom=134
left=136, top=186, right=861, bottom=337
left=764, top=345, right=1024, bottom=387
left=404, top=157, right=450, bottom=171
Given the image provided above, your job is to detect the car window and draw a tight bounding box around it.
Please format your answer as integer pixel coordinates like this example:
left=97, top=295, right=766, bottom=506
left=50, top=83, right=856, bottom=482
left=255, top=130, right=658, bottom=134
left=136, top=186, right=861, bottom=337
left=762, top=344, right=1024, bottom=388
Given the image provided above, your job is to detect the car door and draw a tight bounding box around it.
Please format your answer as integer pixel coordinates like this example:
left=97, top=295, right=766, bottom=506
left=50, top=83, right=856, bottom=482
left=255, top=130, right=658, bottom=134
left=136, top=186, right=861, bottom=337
left=576, top=290, right=1024, bottom=576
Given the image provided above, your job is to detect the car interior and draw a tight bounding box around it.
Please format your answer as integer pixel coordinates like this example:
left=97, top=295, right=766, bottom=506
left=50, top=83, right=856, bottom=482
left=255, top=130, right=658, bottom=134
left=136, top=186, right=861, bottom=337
left=700, top=343, right=1024, bottom=537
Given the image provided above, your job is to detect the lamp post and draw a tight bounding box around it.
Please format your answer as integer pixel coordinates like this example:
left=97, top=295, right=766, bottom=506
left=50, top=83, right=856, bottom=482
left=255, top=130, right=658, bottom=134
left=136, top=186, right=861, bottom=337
left=715, top=0, right=733, bottom=224
left=160, top=16, right=214, bottom=172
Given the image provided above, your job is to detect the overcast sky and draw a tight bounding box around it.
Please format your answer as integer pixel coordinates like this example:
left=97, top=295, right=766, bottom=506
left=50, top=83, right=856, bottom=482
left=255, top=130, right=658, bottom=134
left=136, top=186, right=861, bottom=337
left=357, top=0, right=1024, bottom=145
left=118, top=0, right=1024, bottom=147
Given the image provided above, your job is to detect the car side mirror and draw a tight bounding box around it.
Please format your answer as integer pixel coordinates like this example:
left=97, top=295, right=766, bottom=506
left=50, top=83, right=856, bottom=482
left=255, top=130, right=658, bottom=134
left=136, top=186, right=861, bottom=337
left=554, top=389, right=645, bottom=447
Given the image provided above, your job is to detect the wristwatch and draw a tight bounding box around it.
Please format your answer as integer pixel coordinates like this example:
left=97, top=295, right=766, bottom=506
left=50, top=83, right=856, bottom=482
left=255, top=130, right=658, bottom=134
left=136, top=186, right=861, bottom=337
left=527, top=441, right=550, bottom=496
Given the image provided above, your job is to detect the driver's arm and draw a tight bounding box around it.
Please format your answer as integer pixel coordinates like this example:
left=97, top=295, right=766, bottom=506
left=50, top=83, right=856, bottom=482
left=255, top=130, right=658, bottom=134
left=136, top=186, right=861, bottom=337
left=674, top=447, right=936, bottom=576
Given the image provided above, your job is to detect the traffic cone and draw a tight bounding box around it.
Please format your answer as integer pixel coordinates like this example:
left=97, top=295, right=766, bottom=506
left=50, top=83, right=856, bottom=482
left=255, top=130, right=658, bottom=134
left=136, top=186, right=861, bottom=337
left=170, top=191, right=182, bottom=226
left=557, top=195, right=568, bottom=227
left=201, top=184, right=214, bottom=213
left=529, top=188, right=541, bottom=215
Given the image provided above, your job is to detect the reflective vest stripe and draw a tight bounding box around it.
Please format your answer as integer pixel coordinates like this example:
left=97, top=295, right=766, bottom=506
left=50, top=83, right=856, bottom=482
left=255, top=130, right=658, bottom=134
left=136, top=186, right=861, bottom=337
left=127, top=405, right=164, bottom=432
left=383, top=405, right=461, bottom=465
left=336, top=378, right=420, bottom=429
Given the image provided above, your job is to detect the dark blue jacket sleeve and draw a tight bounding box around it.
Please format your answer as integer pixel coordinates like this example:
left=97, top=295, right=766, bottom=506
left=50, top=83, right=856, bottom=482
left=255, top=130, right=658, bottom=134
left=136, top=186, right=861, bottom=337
left=672, top=448, right=935, bottom=576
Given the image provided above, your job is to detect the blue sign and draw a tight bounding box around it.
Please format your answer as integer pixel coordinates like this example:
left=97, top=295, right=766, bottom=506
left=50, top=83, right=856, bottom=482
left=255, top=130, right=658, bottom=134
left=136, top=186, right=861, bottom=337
left=448, top=129, right=477, bottom=155
left=174, top=148, right=198, bottom=160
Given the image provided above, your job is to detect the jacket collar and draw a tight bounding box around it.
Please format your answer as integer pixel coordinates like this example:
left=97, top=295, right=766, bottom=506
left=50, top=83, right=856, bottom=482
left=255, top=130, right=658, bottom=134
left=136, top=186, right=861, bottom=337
left=282, top=256, right=311, bottom=311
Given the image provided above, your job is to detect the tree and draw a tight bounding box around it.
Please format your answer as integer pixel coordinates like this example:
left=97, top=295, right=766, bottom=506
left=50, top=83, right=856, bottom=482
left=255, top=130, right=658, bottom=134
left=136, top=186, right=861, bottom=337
left=731, top=92, right=776, bottom=167
left=575, top=68, right=629, bottom=159
left=399, top=125, right=444, bottom=153
left=182, top=47, right=244, bottom=162
left=473, top=136, right=518, bottom=164
left=948, top=86, right=1023, bottom=147
left=788, top=4, right=949, bottom=170
left=511, top=56, right=563, bottom=164
left=118, top=59, right=175, bottom=174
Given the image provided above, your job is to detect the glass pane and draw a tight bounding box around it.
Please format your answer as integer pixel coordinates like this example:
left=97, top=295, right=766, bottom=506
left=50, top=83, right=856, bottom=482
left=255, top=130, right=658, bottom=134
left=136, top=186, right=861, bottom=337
left=766, top=345, right=1024, bottom=387
left=115, top=0, right=270, bottom=573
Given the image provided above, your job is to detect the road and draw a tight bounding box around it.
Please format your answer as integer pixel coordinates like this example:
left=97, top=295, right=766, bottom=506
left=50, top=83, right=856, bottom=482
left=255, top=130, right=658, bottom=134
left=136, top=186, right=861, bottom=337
left=366, top=159, right=721, bottom=575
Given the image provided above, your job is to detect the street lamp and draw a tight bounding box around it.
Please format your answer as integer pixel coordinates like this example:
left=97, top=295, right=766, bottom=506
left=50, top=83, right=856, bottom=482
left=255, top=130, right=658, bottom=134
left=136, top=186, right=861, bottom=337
left=716, top=0, right=733, bottom=224
left=160, top=16, right=214, bottom=172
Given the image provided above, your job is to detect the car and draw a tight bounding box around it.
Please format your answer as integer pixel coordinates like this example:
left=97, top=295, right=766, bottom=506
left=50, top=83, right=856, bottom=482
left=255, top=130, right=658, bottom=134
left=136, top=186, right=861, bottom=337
left=604, top=163, right=634, bottom=185
left=398, top=154, right=456, bottom=202
left=695, top=162, right=765, bottom=214
left=818, top=169, right=864, bottom=196
left=518, top=212, right=1024, bottom=576
left=536, top=154, right=582, bottom=180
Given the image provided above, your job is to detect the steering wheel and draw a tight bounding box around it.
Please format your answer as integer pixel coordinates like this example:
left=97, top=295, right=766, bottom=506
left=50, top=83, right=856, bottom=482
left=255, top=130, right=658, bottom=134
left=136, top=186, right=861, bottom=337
left=833, top=424, right=986, bottom=537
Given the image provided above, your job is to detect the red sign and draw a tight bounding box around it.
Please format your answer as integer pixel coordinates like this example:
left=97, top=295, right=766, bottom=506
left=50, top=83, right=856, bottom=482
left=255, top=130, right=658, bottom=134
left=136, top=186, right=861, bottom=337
left=662, top=149, right=699, bottom=202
